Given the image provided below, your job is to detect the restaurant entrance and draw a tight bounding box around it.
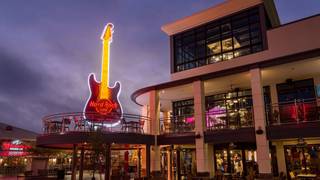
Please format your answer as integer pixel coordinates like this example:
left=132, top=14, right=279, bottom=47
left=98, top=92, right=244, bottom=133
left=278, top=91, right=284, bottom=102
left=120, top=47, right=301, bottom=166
left=160, top=145, right=196, bottom=180
left=214, top=143, right=279, bottom=178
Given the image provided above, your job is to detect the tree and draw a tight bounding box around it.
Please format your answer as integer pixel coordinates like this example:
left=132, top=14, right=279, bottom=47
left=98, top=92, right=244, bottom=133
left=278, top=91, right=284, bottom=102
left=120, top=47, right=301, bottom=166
left=88, top=129, right=108, bottom=180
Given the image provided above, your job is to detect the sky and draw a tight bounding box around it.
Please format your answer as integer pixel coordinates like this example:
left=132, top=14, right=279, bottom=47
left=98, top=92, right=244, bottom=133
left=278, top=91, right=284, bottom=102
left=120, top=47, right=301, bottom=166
left=0, top=0, right=319, bottom=132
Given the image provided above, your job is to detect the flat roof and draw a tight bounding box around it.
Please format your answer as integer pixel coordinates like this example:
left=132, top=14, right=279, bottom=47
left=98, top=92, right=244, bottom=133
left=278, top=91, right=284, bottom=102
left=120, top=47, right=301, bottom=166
left=0, top=122, right=38, bottom=141
left=161, top=0, right=280, bottom=36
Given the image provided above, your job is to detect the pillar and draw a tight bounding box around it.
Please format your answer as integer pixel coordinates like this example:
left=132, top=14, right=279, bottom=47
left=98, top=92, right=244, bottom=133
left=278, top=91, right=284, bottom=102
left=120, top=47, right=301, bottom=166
left=313, top=76, right=320, bottom=106
left=149, top=90, right=161, bottom=176
left=146, top=144, right=151, bottom=177
left=71, top=144, right=78, bottom=180
left=167, top=148, right=172, bottom=180
left=193, top=80, right=212, bottom=177
left=79, top=146, right=84, bottom=180
left=141, top=147, right=147, bottom=177
left=270, top=83, right=280, bottom=124
left=274, top=142, right=286, bottom=175
left=105, top=144, right=111, bottom=180
left=250, top=68, right=272, bottom=177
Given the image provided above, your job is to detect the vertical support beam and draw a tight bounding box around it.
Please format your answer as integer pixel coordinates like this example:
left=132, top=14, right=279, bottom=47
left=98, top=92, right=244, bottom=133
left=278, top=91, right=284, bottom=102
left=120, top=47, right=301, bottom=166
left=79, top=146, right=84, bottom=180
left=149, top=90, right=161, bottom=176
left=313, top=76, right=320, bottom=106
left=167, top=148, right=172, bottom=180
left=104, top=144, right=111, bottom=180
left=146, top=144, right=151, bottom=178
left=138, top=148, right=141, bottom=178
left=270, top=83, right=280, bottom=124
left=274, top=142, right=287, bottom=175
left=177, top=149, right=181, bottom=180
left=250, top=68, right=272, bottom=177
left=71, top=144, right=78, bottom=180
left=207, top=144, right=214, bottom=177
left=193, top=80, right=211, bottom=177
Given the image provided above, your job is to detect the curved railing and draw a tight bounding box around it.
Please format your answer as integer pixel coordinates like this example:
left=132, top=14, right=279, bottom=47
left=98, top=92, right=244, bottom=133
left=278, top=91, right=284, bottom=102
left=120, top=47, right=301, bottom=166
left=42, top=112, right=150, bottom=135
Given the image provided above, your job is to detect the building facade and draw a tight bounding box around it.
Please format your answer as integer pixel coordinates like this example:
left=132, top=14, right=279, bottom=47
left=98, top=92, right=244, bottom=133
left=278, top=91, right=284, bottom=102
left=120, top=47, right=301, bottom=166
left=132, top=0, right=320, bottom=179
left=0, top=122, right=37, bottom=176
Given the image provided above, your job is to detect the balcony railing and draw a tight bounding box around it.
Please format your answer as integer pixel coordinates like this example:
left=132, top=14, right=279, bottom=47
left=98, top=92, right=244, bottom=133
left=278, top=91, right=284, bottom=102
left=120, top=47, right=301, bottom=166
left=266, top=99, right=320, bottom=126
left=42, top=112, right=150, bottom=135
left=160, top=115, right=195, bottom=134
left=206, top=106, right=254, bottom=131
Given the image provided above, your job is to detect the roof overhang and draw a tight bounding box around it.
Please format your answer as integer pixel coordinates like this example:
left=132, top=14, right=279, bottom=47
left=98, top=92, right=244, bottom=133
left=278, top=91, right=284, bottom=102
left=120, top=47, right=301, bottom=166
left=161, top=0, right=280, bottom=36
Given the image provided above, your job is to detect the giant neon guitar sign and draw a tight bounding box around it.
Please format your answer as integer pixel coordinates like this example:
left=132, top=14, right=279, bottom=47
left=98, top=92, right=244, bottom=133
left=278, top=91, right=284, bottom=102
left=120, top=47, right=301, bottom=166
left=84, top=23, right=123, bottom=125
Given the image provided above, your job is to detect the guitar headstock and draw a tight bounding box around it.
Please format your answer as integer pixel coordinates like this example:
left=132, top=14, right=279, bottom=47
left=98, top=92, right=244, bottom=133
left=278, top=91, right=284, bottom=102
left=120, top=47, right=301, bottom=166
left=101, top=23, right=114, bottom=42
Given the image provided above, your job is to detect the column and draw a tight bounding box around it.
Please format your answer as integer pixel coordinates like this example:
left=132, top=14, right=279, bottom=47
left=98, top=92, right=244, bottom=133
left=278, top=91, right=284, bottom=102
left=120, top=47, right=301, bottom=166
left=146, top=144, right=151, bottom=177
left=141, top=147, right=147, bottom=177
left=270, top=83, right=280, bottom=124
left=149, top=90, right=161, bottom=176
left=193, top=80, right=212, bottom=177
left=71, top=144, right=78, bottom=180
left=274, top=142, right=287, bottom=175
left=79, top=146, right=84, bottom=180
left=250, top=68, right=272, bottom=177
left=167, top=148, right=172, bottom=180
left=313, top=76, right=320, bottom=106
left=104, top=143, right=111, bottom=180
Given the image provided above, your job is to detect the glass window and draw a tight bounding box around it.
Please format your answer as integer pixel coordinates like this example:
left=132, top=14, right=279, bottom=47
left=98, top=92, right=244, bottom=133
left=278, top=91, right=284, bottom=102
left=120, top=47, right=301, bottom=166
left=173, top=7, right=265, bottom=72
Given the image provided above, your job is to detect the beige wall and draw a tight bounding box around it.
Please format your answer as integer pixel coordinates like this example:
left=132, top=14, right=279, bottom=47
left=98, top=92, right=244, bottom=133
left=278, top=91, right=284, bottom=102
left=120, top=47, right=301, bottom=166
left=171, top=16, right=320, bottom=81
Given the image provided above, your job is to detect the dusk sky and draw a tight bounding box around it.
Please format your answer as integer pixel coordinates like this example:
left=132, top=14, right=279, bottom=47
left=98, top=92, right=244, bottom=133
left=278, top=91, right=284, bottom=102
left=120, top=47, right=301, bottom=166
left=0, top=0, right=319, bottom=132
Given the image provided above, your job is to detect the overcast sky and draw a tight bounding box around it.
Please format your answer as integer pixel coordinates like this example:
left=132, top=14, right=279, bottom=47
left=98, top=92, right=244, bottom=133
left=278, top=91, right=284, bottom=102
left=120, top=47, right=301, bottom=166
left=0, top=0, right=319, bottom=132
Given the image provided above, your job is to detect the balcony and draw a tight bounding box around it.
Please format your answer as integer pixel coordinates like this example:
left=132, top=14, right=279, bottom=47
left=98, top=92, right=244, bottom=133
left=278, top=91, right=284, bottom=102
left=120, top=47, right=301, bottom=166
left=160, top=114, right=195, bottom=134
left=266, top=99, right=320, bottom=125
left=266, top=100, right=320, bottom=140
left=206, top=106, right=254, bottom=131
left=42, top=112, right=150, bottom=135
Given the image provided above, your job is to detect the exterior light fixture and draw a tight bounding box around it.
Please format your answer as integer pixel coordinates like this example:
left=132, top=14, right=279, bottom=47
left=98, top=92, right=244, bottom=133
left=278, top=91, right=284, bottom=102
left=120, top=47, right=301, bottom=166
left=255, top=126, right=264, bottom=135
left=195, top=132, right=201, bottom=139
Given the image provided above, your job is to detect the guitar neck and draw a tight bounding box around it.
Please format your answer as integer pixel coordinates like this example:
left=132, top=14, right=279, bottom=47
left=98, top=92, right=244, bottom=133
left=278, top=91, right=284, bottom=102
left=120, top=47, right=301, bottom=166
left=99, top=40, right=111, bottom=99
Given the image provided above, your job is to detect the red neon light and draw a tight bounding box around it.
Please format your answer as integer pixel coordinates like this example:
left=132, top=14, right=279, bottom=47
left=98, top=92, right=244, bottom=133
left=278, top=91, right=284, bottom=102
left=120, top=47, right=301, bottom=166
left=89, top=99, right=119, bottom=115
left=2, top=142, right=31, bottom=151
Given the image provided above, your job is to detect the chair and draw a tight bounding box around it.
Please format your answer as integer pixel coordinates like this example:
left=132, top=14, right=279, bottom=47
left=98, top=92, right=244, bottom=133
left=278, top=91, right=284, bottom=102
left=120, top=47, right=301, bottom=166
left=121, top=118, right=129, bottom=132
left=138, top=119, right=145, bottom=133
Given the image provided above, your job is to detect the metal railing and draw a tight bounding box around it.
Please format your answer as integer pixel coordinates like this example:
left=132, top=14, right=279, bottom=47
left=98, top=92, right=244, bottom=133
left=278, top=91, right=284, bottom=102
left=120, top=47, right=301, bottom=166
left=206, top=106, right=254, bottom=131
left=160, top=114, right=195, bottom=134
left=42, top=112, right=150, bottom=135
left=266, top=99, right=320, bottom=126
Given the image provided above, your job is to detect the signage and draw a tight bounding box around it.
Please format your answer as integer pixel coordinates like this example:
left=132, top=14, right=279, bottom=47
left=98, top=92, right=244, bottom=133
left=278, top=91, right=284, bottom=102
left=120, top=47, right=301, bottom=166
left=84, top=23, right=123, bottom=126
left=0, top=140, right=31, bottom=157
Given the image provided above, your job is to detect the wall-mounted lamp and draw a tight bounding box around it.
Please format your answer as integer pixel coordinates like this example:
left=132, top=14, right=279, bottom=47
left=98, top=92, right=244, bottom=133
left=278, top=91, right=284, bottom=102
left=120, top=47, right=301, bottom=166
left=255, top=126, right=264, bottom=135
left=195, top=132, right=201, bottom=139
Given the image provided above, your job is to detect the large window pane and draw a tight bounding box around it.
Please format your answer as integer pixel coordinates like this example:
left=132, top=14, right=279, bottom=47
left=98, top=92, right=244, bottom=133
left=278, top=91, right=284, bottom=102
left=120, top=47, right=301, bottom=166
left=173, top=7, right=265, bottom=72
left=222, top=37, right=233, bottom=52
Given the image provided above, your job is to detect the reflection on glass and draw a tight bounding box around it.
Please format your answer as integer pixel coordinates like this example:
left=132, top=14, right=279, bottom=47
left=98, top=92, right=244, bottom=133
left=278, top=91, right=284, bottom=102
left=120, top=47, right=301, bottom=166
left=173, top=7, right=264, bottom=72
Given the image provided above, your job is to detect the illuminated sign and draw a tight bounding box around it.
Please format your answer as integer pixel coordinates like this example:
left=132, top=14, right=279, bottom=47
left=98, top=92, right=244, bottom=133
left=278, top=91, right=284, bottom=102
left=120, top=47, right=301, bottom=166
left=84, top=23, right=123, bottom=125
left=0, top=140, right=31, bottom=157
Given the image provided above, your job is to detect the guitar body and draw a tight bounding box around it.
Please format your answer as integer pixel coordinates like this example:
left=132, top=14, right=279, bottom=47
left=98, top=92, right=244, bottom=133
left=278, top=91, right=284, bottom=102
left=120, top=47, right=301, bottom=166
left=84, top=74, right=122, bottom=123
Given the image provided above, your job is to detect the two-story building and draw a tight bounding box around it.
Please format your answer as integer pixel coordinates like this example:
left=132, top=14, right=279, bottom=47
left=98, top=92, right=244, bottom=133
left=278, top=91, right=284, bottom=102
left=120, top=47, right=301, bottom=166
left=132, top=0, right=320, bottom=179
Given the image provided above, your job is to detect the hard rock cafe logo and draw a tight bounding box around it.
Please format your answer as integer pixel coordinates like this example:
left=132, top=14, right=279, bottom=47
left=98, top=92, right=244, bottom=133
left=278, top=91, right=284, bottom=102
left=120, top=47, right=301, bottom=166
left=89, top=99, right=119, bottom=115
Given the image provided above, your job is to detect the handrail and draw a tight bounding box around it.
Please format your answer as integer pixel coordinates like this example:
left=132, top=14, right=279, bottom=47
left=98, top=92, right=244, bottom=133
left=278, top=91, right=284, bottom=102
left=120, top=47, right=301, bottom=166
left=159, top=114, right=195, bottom=134
left=206, top=106, right=254, bottom=130
left=42, top=112, right=151, bottom=135
left=266, top=99, right=320, bottom=126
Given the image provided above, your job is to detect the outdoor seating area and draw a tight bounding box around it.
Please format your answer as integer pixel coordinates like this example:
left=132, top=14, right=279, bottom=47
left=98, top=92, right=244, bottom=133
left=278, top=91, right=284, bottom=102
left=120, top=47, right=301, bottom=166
left=266, top=99, right=320, bottom=125
left=160, top=116, right=195, bottom=134
left=43, top=112, right=149, bottom=135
